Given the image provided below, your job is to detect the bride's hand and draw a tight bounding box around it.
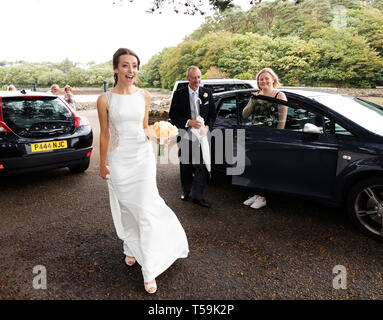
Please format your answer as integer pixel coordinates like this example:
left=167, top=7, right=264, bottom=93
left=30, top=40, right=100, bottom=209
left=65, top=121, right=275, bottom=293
left=100, top=165, right=110, bottom=180
left=144, top=128, right=152, bottom=140
left=156, top=138, right=169, bottom=145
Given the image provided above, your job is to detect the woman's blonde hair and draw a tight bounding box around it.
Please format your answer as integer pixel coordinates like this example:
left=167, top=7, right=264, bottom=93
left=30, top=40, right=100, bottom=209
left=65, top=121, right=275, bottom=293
left=256, top=67, right=280, bottom=89
left=64, top=85, right=72, bottom=92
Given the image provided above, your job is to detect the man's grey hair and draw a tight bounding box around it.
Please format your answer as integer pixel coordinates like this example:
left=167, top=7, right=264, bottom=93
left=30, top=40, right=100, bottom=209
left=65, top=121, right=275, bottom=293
left=186, top=66, right=201, bottom=78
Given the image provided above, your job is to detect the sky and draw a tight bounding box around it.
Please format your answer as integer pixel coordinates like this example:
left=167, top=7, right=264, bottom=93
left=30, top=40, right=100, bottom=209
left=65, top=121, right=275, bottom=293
left=1, top=0, right=252, bottom=66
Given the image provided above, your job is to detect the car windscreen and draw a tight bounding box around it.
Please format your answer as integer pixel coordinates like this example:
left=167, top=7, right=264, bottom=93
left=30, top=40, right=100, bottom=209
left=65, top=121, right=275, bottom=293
left=313, top=95, right=383, bottom=137
left=1, top=96, right=74, bottom=135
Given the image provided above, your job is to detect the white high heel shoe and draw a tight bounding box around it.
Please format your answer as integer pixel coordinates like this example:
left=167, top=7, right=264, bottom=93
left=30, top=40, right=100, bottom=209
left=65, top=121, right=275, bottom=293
left=125, top=256, right=136, bottom=266
left=144, top=279, right=157, bottom=294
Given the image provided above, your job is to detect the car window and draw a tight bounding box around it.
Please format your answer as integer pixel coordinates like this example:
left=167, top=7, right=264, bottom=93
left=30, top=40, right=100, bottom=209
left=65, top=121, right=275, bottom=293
left=2, top=97, right=74, bottom=132
left=229, top=83, right=252, bottom=90
left=217, top=98, right=237, bottom=119
left=239, top=94, right=324, bottom=133
left=334, top=122, right=353, bottom=136
left=204, top=84, right=226, bottom=93
left=323, top=116, right=353, bottom=136
left=284, top=106, right=323, bottom=133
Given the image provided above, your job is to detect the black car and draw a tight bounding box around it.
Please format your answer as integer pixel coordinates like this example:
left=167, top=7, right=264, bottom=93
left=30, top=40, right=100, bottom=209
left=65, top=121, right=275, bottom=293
left=210, top=88, right=383, bottom=241
left=171, top=79, right=255, bottom=97
left=0, top=90, right=93, bottom=175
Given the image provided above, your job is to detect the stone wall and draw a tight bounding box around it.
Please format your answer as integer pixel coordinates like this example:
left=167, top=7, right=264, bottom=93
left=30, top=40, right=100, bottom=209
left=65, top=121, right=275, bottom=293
left=336, top=88, right=383, bottom=97
left=148, top=93, right=171, bottom=124
left=75, top=90, right=172, bottom=124
left=75, top=87, right=383, bottom=122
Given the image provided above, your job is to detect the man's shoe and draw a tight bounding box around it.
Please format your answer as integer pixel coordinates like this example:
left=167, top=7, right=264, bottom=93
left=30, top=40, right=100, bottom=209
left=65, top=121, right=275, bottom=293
left=181, top=191, right=189, bottom=201
left=192, top=198, right=211, bottom=208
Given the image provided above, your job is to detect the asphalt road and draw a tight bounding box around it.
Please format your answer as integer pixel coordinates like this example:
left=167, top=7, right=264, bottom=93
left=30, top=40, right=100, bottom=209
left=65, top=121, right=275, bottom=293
left=1, top=109, right=383, bottom=301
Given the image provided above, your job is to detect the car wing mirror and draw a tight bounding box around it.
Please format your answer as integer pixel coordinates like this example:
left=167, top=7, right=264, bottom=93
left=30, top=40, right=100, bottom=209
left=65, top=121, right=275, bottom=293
left=303, top=123, right=321, bottom=134
left=295, top=109, right=307, bottom=114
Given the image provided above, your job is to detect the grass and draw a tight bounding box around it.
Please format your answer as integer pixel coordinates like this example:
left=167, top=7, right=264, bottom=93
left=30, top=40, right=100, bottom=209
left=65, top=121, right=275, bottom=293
left=363, top=97, right=383, bottom=106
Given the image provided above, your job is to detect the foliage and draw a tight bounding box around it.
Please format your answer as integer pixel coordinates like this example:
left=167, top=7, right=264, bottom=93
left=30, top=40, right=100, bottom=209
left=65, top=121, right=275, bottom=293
left=0, top=59, right=113, bottom=89
left=347, top=6, right=383, bottom=57
left=124, top=0, right=304, bottom=15
left=142, top=0, right=383, bottom=89
left=1, top=1, right=382, bottom=89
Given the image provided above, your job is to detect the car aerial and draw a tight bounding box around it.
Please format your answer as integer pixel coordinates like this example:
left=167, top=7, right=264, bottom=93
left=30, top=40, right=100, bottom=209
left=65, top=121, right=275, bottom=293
left=0, top=90, right=93, bottom=175
left=210, top=88, right=383, bottom=241
left=171, top=78, right=256, bottom=97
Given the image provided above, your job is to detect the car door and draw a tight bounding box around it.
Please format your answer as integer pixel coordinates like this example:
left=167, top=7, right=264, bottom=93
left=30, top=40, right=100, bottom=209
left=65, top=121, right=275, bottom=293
left=231, top=92, right=340, bottom=201
left=210, top=96, right=239, bottom=173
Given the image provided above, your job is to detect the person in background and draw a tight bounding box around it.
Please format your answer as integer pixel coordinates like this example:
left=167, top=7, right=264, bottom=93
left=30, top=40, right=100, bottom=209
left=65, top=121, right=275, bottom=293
left=49, top=84, right=60, bottom=95
left=64, top=85, right=76, bottom=110
left=7, top=84, right=16, bottom=91
left=242, top=67, right=288, bottom=209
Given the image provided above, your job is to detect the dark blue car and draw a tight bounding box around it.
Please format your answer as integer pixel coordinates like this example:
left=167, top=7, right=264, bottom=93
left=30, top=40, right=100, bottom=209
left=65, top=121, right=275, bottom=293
left=211, top=88, right=383, bottom=241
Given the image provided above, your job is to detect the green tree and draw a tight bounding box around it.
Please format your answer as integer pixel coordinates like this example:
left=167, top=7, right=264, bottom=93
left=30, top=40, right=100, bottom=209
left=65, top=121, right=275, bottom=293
left=37, top=68, right=67, bottom=87
left=217, top=49, right=250, bottom=77
left=313, top=27, right=383, bottom=87
left=348, top=6, right=383, bottom=57
left=67, top=67, right=88, bottom=87
left=272, top=36, right=321, bottom=85
left=55, top=58, right=77, bottom=73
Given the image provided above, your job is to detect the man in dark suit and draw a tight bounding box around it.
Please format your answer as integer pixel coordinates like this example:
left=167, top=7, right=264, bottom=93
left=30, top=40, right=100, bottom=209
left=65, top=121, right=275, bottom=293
left=169, top=66, right=216, bottom=208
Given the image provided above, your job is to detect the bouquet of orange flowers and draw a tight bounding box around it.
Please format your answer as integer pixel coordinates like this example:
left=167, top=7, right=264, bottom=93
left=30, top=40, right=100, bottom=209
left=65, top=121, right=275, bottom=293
left=150, top=121, right=178, bottom=156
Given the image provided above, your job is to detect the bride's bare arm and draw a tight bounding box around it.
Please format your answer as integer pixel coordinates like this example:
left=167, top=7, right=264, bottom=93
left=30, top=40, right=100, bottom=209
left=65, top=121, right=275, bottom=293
left=97, top=94, right=110, bottom=179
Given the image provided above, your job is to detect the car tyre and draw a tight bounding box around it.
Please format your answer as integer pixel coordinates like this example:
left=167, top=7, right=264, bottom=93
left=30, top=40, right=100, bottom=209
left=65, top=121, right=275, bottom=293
left=347, top=176, right=383, bottom=241
left=69, top=158, right=90, bottom=173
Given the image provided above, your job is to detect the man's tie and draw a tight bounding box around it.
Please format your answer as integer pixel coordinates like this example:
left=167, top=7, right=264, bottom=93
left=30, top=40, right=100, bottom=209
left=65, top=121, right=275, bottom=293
left=192, top=91, right=199, bottom=117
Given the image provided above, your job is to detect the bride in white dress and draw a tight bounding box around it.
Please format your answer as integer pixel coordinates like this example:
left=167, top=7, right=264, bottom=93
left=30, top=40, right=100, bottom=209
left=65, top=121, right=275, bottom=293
left=97, top=48, right=189, bottom=294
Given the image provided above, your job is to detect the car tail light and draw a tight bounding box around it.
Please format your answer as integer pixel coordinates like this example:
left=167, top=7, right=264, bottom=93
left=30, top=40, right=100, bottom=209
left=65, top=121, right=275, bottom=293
left=0, top=164, right=4, bottom=169
left=86, top=150, right=92, bottom=157
left=0, top=122, right=12, bottom=132
left=74, top=115, right=90, bottom=127
left=0, top=97, right=13, bottom=133
left=57, top=97, right=90, bottom=128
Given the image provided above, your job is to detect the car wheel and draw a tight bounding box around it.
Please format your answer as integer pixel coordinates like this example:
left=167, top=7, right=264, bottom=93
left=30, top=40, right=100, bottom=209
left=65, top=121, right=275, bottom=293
left=69, top=158, right=90, bottom=173
left=347, top=177, right=383, bottom=241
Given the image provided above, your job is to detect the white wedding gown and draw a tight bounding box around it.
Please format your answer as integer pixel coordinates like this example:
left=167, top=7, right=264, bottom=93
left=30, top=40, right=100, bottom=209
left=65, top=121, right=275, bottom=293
left=105, top=90, right=189, bottom=282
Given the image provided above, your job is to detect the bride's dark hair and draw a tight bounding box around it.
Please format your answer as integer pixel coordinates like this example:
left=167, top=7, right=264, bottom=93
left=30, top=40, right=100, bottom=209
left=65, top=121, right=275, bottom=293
left=113, top=48, right=141, bottom=87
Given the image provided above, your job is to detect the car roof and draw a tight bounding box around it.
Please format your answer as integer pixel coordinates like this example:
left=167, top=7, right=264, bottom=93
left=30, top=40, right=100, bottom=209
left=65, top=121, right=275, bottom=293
left=175, top=78, right=254, bottom=84
left=282, top=88, right=341, bottom=98
left=0, top=90, right=54, bottom=98
left=213, top=87, right=342, bottom=99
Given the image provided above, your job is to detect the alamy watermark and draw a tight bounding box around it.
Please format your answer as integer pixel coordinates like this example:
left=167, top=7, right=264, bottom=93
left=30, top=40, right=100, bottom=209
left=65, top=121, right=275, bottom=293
left=331, top=5, right=347, bottom=29
left=151, top=128, right=246, bottom=176
left=332, top=265, right=347, bottom=290
left=33, top=265, right=47, bottom=290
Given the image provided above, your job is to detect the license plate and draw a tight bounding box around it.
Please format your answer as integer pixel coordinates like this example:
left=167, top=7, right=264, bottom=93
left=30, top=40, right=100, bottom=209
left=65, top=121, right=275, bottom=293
left=31, top=140, right=68, bottom=152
